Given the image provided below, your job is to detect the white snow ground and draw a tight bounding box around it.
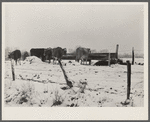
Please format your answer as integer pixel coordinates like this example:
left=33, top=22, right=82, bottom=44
left=4, top=56, right=144, bottom=107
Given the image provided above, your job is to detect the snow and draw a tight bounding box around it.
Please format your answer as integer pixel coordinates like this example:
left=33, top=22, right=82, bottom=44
left=22, top=56, right=43, bottom=65
left=4, top=57, right=144, bottom=107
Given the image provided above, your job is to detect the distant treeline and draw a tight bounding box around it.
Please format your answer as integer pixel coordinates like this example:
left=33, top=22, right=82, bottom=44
left=68, top=48, right=144, bottom=58
left=118, top=53, right=144, bottom=58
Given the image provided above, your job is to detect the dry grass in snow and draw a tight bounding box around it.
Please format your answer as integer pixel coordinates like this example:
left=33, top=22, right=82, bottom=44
left=4, top=56, right=144, bottom=107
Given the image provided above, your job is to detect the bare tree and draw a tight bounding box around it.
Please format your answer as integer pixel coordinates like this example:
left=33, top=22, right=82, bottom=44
left=99, top=49, right=109, bottom=53
left=5, top=47, right=11, bottom=60
left=91, top=49, right=97, bottom=53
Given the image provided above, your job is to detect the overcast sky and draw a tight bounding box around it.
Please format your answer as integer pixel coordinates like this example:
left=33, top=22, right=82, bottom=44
left=3, top=3, right=145, bottom=53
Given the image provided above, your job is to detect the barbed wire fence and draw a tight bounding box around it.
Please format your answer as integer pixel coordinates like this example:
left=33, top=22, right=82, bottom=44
left=5, top=44, right=144, bottom=105
left=106, top=45, right=144, bottom=58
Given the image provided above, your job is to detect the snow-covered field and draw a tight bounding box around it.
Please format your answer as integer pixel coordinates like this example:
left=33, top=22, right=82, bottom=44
left=4, top=56, right=144, bottom=107
left=120, top=58, right=144, bottom=64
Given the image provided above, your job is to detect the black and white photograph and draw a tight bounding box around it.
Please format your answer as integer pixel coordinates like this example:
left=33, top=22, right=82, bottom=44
left=2, top=2, right=148, bottom=120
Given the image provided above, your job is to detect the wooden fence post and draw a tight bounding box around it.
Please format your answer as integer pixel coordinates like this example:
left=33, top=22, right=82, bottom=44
left=116, top=44, right=119, bottom=59
left=11, top=60, right=15, bottom=81
left=58, top=60, right=73, bottom=88
left=126, top=61, right=131, bottom=99
left=89, top=60, right=91, bottom=65
left=108, top=53, right=110, bottom=66
left=132, top=47, right=134, bottom=65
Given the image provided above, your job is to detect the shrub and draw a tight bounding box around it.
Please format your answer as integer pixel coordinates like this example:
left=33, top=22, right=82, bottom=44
left=51, top=89, right=65, bottom=107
